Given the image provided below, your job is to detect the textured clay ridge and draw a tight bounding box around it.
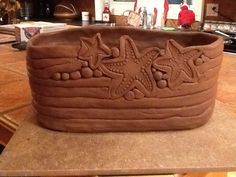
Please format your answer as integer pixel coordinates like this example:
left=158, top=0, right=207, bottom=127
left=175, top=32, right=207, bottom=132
left=27, top=26, right=224, bottom=132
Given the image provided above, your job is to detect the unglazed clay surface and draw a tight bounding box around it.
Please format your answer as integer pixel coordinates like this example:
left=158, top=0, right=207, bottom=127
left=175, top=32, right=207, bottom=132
left=26, top=27, right=224, bottom=132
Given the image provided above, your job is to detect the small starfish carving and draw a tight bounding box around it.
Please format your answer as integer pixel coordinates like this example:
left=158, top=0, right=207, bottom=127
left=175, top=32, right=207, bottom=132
left=153, top=39, right=203, bottom=88
left=78, top=33, right=111, bottom=69
left=100, top=35, right=160, bottom=99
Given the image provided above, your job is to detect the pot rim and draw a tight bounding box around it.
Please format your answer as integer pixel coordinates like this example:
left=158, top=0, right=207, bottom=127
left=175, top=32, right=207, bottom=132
left=28, top=26, right=223, bottom=48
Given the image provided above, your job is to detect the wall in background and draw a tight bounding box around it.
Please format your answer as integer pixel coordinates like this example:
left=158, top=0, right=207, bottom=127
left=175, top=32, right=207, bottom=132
left=74, top=0, right=95, bottom=20
left=31, top=0, right=236, bottom=23
left=53, top=0, right=95, bottom=20
left=204, top=0, right=236, bottom=22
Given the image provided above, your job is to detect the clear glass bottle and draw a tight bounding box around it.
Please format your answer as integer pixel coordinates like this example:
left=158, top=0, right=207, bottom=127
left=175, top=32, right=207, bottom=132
left=142, top=7, right=147, bottom=29
left=45, top=3, right=51, bottom=18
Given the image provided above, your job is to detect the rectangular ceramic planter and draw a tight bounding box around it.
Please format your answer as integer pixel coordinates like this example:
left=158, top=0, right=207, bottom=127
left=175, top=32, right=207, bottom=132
left=27, top=26, right=224, bottom=132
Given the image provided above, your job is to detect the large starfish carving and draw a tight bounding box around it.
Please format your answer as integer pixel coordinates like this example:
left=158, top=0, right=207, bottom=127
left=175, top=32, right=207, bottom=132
left=78, top=33, right=111, bottom=69
left=100, top=35, right=160, bottom=99
left=153, top=39, right=203, bottom=89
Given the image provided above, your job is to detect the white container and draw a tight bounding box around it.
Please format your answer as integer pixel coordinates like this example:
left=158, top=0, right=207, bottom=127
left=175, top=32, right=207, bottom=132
left=82, top=11, right=89, bottom=21
left=15, top=22, right=67, bottom=42
left=94, top=0, right=105, bottom=22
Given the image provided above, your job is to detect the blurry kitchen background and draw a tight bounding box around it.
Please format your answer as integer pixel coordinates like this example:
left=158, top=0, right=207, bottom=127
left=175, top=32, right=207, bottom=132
left=0, top=0, right=235, bottom=27
left=0, top=0, right=236, bottom=52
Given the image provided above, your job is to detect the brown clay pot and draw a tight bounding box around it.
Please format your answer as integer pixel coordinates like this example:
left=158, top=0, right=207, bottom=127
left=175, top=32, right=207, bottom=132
left=27, top=26, right=224, bottom=132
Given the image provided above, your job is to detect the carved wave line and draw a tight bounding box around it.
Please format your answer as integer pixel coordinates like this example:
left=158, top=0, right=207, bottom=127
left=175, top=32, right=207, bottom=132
left=198, top=66, right=221, bottom=81
left=31, top=86, right=216, bottom=109
left=28, top=72, right=217, bottom=91
left=30, top=80, right=217, bottom=100
left=154, top=80, right=217, bottom=98
left=27, top=58, right=77, bottom=69
left=28, top=73, right=112, bottom=87
left=27, top=46, right=79, bottom=59
left=36, top=105, right=214, bottom=132
left=197, top=56, right=222, bottom=73
left=27, top=63, right=82, bottom=79
left=33, top=97, right=214, bottom=120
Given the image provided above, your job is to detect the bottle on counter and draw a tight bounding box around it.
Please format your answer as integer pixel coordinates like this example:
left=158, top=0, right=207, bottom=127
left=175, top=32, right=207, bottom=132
left=45, top=3, right=51, bottom=18
left=94, top=0, right=105, bottom=22
left=102, top=0, right=111, bottom=23
left=142, top=7, right=147, bottom=29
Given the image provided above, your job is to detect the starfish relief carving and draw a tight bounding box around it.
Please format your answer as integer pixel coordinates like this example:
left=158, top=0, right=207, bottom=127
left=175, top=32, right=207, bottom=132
left=100, top=35, right=160, bottom=99
left=153, top=39, right=203, bottom=89
left=78, top=33, right=111, bottom=69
